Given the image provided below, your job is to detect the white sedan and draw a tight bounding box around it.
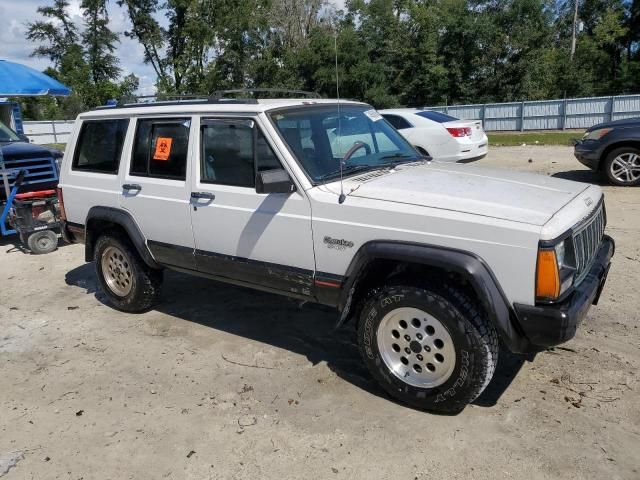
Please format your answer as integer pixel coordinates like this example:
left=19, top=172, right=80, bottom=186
left=380, top=109, right=488, bottom=162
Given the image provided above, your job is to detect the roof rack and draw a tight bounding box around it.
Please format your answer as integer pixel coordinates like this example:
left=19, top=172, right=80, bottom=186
left=95, top=95, right=258, bottom=110
left=94, top=88, right=321, bottom=110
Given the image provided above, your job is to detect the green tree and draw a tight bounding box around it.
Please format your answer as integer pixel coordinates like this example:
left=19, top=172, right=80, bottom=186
left=26, top=0, right=79, bottom=68
left=81, top=0, right=122, bottom=84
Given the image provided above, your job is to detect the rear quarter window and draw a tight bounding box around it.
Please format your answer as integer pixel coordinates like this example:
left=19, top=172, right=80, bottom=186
left=72, top=119, right=129, bottom=173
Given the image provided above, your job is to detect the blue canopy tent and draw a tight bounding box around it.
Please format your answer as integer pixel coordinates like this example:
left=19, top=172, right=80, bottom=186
left=0, top=59, right=70, bottom=212
left=0, top=59, right=71, bottom=96
left=0, top=59, right=71, bottom=135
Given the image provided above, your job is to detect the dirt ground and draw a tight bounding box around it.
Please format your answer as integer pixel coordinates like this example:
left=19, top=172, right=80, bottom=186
left=1, top=146, right=638, bottom=480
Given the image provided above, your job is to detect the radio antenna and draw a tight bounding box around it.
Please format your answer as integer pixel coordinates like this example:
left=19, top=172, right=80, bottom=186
left=335, top=32, right=346, bottom=204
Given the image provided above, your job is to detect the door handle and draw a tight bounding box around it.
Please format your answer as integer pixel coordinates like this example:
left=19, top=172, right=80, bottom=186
left=191, top=191, right=215, bottom=200
left=122, top=183, right=142, bottom=191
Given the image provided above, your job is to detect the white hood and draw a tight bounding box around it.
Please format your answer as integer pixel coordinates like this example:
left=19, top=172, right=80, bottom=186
left=338, top=162, right=590, bottom=226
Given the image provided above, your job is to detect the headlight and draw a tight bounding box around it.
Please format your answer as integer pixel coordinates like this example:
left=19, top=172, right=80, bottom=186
left=535, top=237, right=577, bottom=301
left=582, top=128, right=612, bottom=141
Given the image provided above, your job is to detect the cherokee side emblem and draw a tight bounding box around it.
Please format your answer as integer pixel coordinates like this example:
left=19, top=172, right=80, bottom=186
left=584, top=197, right=594, bottom=207
left=323, top=236, right=354, bottom=250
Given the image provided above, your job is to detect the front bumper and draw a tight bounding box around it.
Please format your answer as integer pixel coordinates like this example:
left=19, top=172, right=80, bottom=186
left=573, top=141, right=602, bottom=170
left=513, top=235, right=614, bottom=350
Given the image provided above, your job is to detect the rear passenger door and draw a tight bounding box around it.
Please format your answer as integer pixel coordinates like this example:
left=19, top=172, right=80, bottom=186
left=189, top=116, right=315, bottom=297
left=119, top=117, right=196, bottom=269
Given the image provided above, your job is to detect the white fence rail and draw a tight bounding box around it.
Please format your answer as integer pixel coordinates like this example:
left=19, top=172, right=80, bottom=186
left=23, top=120, right=75, bottom=145
left=423, top=94, right=640, bottom=131
left=22, top=94, right=640, bottom=141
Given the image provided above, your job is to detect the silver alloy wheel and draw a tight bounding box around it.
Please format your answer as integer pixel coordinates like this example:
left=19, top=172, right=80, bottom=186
left=610, top=152, right=640, bottom=183
left=101, top=245, right=133, bottom=297
left=377, top=307, right=456, bottom=388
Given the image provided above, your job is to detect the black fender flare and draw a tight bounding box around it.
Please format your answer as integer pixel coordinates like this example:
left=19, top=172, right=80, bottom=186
left=84, top=206, right=159, bottom=269
left=337, top=241, right=529, bottom=353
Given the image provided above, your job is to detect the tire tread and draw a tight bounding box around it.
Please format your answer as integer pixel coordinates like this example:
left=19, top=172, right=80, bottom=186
left=94, top=232, right=162, bottom=312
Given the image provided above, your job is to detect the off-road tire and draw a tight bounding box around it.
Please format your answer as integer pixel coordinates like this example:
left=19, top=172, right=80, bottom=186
left=603, top=147, right=640, bottom=186
left=94, top=232, right=163, bottom=312
left=357, top=283, right=498, bottom=413
left=27, top=230, right=58, bottom=254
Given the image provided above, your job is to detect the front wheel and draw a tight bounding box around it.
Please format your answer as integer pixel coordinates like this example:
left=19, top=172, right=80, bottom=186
left=603, top=147, right=640, bottom=186
left=357, top=283, right=498, bottom=413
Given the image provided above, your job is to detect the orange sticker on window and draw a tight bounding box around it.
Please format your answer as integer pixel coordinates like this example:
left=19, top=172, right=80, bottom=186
left=153, top=137, right=173, bottom=161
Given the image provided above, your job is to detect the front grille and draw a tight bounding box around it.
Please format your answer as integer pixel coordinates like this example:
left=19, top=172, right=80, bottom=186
left=572, top=203, right=605, bottom=284
left=0, top=154, right=59, bottom=200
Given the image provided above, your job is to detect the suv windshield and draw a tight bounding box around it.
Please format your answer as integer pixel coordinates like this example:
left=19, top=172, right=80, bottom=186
left=0, top=121, right=21, bottom=143
left=270, top=105, right=420, bottom=182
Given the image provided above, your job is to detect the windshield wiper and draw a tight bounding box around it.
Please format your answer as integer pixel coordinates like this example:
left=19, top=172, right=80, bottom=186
left=316, top=164, right=380, bottom=182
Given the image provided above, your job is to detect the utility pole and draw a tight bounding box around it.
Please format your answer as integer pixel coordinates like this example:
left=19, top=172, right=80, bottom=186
left=570, top=0, right=579, bottom=60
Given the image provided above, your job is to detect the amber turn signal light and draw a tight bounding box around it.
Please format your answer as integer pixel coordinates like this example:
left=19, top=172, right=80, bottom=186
left=536, top=249, right=560, bottom=299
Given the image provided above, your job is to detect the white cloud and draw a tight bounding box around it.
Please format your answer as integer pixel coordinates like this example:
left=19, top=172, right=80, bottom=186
left=0, top=0, right=158, bottom=95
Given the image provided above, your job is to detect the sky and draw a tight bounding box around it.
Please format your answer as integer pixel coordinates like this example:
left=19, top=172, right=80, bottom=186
left=0, top=0, right=158, bottom=95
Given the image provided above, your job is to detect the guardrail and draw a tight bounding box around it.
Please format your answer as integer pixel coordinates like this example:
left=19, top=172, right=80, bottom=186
left=22, top=120, right=74, bottom=145
left=422, top=94, right=640, bottom=131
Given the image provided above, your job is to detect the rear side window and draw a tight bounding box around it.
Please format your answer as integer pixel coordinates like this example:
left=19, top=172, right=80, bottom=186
left=72, top=119, right=129, bottom=173
left=415, top=111, right=458, bottom=123
left=382, top=114, right=412, bottom=130
left=131, top=118, right=190, bottom=180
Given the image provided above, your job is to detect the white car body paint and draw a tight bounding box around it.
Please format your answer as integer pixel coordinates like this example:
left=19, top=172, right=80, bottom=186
left=58, top=99, right=604, bottom=310
left=380, top=108, right=489, bottom=162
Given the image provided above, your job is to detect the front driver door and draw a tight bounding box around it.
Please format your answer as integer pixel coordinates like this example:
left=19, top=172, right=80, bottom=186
left=189, top=116, right=315, bottom=298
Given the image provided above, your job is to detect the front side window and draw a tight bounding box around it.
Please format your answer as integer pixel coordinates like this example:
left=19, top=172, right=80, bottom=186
left=200, top=119, right=282, bottom=188
left=72, top=119, right=129, bottom=173
left=270, top=105, right=418, bottom=183
left=131, top=118, right=190, bottom=180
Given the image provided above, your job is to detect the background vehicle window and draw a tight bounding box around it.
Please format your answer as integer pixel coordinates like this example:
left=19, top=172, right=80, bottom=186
left=131, top=118, right=190, bottom=180
left=415, top=111, right=458, bottom=123
left=382, top=114, right=412, bottom=130
left=72, top=119, right=129, bottom=173
left=0, top=120, right=21, bottom=142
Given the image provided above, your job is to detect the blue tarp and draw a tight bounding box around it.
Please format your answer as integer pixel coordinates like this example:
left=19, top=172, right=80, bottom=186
left=0, top=59, right=71, bottom=96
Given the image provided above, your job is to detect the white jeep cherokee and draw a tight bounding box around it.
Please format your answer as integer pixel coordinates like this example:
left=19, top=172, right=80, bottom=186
left=57, top=95, right=614, bottom=412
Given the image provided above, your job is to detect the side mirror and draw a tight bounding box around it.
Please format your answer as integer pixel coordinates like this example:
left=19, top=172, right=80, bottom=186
left=256, top=169, right=296, bottom=194
left=18, top=134, right=30, bottom=143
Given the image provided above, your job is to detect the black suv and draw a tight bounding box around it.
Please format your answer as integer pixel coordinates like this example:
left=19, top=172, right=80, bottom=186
left=573, top=118, right=640, bottom=186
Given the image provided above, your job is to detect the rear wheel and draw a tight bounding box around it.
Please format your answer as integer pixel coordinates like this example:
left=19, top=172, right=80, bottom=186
left=603, top=147, right=640, bottom=186
left=357, top=283, right=498, bottom=412
left=94, top=232, right=162, bottom=312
